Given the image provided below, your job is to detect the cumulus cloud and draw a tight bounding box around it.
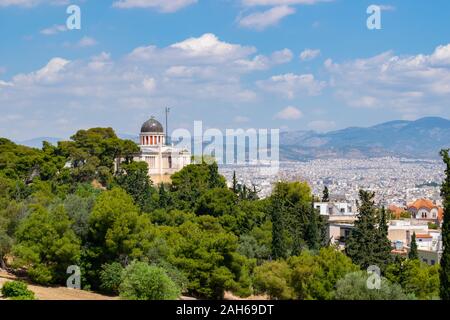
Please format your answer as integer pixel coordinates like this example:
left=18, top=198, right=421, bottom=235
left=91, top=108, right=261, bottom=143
left=325, top=43, right=450, bottom=117
left=112, top=0, right=197, bottom=12
left=275, top=106, right=303, bottom=120
left=0, top=34, right=293, bottom=139
left=300, top=48, right=320, bottom=61
left=258, top=73, right=326, bottom=98
left=238, top=5, right=295, bottom=30
left=40, top=24, right=67, bottom=35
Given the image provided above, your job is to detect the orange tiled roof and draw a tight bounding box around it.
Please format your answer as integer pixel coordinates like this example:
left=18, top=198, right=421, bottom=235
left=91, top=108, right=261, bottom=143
left=416, top=234, right=433, bottom=239
left=408, top=198, right=436, bottom=210
left=389, top=205, right=406, bottom=219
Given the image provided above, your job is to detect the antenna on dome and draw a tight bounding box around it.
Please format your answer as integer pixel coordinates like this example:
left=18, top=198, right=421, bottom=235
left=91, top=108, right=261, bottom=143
left=165, top=107, right=170, bottom=146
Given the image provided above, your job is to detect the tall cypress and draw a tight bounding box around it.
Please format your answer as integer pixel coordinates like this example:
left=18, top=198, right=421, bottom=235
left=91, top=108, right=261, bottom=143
left=409, top=232, right=419, bottom=260
left=270, top=193, right=286, bottom=259
left=346, top=190, right=381, bottom=269
left=376, top=207, right=393, bottom=267
left=322, top=186, right=330, bottom=202
left=440, top=149, right=450, bottom=300
left=231, top=171, right=238, bottom=194
left=305, top=199, right=320, bottom=251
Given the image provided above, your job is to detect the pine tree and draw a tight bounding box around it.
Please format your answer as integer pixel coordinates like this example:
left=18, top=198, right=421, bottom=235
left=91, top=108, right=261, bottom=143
left=409, top=232, right=419, bottom=260
left=270, top=193, right=286, bottom=259
left=322, top=186, right=330, bottom=202
left=440, top=149, right=450, bottom=300
left=345, top=190, right=382, bottom=270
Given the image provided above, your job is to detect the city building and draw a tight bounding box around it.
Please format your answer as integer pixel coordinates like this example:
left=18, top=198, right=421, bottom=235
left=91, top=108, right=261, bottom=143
left=407, top=198, right=444, bottom=225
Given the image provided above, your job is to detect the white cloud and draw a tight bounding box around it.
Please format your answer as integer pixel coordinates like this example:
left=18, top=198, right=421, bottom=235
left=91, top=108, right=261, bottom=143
left=77, top=36, right=97, bottom=47
left=275, top=106, right=303, bottom=120
left=129, top=33, right=256, bottom=65
left=112, top=0, right=197, bottom=13
left=242, top=0, right=331, bottom=6
left=0, top=0, right=69, bottom=7
left=238, top=5, right=295, bottom=30
left=300, top=48, right=320, bottom=61
left=325, top=43, right=450, bottom=117
left=40, top=24, right=67, bottom=35
left=378, top=4, right=396, bottom=11
left=258, top=73, right=326, bottom=98
left=1, top=34, right=295, bottom=139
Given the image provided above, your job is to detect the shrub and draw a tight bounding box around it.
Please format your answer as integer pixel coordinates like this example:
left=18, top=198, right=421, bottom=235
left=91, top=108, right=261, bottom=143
left=334, top=271, right=411, bottom=300
left=119, top=261, right=180, bottom=300
left=1, top=281, right=35, bottom=300
left=99, top=262, right=125, bottom=295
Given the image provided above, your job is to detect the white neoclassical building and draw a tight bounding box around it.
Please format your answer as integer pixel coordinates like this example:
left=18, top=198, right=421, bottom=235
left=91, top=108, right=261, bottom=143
left=131, top=116, right=191, bottom=184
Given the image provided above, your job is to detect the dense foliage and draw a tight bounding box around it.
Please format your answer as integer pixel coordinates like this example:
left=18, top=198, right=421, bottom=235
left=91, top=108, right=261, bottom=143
left=0, top=129, right=446, bottom=300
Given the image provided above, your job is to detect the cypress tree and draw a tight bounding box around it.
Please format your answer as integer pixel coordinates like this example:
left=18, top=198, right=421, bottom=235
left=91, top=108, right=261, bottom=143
left=376, top=207, right=393, bottom=267
left=231, top=171, right=238, bottom=194
left=440, top=149, right=450, bottom=300
left=305, top=199, right=320, bottom=251
left=345, top=190, right=381, bottom=269
left=409, top=232, right=419, bottom=260
left=322, top=186, right=330, bottom=202
left=270, top=193, right=286, bottom=259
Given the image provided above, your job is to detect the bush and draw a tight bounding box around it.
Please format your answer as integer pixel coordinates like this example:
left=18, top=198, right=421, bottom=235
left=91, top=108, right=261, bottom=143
left=334, top=271, right=411, bottom=300
left=1, top=281, right=35, bottom=300
left=119, top=261, right=180, bottom=300
left=99, top=262, right=125, bottom=295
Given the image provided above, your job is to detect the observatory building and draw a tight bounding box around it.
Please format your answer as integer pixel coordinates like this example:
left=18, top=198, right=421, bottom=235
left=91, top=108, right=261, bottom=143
left=132, top=116, right=191, bottom=184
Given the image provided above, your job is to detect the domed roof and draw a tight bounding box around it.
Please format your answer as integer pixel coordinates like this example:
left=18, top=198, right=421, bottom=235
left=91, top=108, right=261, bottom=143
left=141, top=117, right=164, bottom=133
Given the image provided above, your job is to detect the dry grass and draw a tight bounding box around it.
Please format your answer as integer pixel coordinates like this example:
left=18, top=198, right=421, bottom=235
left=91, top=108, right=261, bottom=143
left=0, top=271, right=117, bottom=300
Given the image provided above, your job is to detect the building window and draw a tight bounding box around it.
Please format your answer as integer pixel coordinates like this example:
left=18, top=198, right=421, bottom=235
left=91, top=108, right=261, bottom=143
left=340, top=208, right=345, bottom=213
left=168, top=155, right=172, bottom=169
left=146, top=156, right=156, bottom=168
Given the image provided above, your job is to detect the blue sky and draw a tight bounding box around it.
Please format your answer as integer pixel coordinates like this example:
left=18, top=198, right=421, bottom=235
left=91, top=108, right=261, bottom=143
left=1, top=0, right=450, bottom=141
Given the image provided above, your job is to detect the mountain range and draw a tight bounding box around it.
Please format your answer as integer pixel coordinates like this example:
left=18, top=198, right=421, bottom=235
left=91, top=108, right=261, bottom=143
left=280, top=117, right=450, bottom=160
left=15, top=117, right=450, bottom=160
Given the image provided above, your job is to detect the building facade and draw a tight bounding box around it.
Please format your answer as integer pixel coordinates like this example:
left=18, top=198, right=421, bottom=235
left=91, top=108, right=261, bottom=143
left=131, top=116, right=191, bottom=184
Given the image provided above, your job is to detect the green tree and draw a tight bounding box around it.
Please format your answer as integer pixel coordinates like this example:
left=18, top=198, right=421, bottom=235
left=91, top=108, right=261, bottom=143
left=253, top=260, right=294, bottom=300
left=85, top=188, right=157, bottom=288
left=289, top=247, right=359, bottom=300
left=334, top=271, right=410, bottom=300
left=409, top=232, right=419, bottom=260
left=119, top=261, right=180, bottom=300
left=115, top=161, right=155, bottom=210
left=440, top=149, right=450, bottom=300
left=346, top=190, right=388, bottom=270
left=99, top=262, right=125, bottom=295
left=376, top=207, right=393, bottom=266
left=12, top=205, right=81, bottom=285
left=270, top=192, right=286, bottom=259
left=386, top=259, right=440, bottom=300
left=322, top=186, right=329, bottom=202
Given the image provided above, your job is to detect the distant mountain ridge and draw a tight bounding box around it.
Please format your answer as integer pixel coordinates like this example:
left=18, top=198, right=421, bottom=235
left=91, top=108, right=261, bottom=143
left=280, top=117, right=450, bottom=160
left=14, top=117, right=450, bottom=160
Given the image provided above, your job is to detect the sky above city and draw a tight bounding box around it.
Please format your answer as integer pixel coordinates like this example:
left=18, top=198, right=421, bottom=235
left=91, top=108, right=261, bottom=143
left=1, top=0, right=450, bottom=141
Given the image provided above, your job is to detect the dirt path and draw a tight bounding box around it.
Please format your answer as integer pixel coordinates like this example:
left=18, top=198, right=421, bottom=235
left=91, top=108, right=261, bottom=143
left=0, top=272, right=117, bottom=300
